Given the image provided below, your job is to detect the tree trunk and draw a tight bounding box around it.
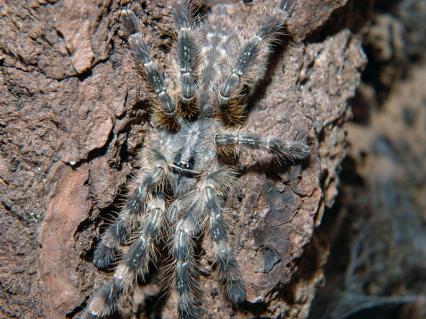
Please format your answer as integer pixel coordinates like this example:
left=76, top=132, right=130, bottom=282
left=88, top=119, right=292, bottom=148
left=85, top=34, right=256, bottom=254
left=0, top=1, right=371, bottom=318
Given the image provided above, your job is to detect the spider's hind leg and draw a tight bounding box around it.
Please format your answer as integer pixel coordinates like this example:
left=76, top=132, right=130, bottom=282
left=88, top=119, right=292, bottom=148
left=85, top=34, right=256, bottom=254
left=121, top=10, right=179, bottom=131
left=217, top=5, right=293, bottom=125
left=172, top=0, right=200, bottom=120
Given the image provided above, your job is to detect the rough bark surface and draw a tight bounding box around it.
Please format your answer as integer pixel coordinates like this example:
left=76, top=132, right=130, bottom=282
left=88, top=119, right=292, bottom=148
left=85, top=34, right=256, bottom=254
left=0, top=1, right=369, bottom=318
left=309, top=1, right=426, bottom=318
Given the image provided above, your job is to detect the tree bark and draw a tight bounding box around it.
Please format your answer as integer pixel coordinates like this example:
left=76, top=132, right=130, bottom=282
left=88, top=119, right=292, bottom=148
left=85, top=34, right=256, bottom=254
left=310, top=1, right=426, bottom=318
left=0, top=1, right=371, bottom=318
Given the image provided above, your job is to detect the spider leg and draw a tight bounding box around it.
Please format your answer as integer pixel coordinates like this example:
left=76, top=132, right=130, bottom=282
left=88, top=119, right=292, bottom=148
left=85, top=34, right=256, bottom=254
left=170, top=169, right=244, bottom=319
left=280, top=0, right=296, bottom=12
left=172, top=1, right=199, bottom=120
left=172, top=203, right=204, bottom=319
left=217, top=8, right=292, bottom=124
left=93, top=149, right=169, bottom=269
left=197, top=27, right=234, bottom=118
left=84, top=195, right=166, bottom=319
left=121, top=10, right=179, bottom=131
left=215, top=132, right=309, bottom=164
left=202, top=170, right=246, bottom=304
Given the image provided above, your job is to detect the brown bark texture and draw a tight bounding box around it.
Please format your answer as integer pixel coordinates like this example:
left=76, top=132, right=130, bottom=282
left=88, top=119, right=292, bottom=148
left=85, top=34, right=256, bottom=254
left=309, top=1, right=426, bottom=318
left=0, top=0, right=370, bottom=318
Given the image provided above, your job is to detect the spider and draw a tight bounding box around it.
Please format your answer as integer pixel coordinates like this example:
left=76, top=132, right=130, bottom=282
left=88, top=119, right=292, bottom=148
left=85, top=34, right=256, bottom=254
left=82, top=1, right=309, bottom=318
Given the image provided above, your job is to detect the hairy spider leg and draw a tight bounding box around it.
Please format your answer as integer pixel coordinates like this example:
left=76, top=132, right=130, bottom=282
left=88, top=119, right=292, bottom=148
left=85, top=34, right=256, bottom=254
left=170, top=173, right=228, bottom=318
left=84, top=196, right=166, bottom=319
left=197, top=25, right=234, bottom=118
left=172, top=204, right=202, bottom=319
left=217, top=14, right=289, bottom=124
left=173, top=1, right=200, bottom=120
left=215, top=133, right=309, bottom=164
left=203, top=171, right=246, bottom=304
left=93, top=150, right=169, bottom=269
left=280, top=0, right=295, bottom=12
left=121, top=10, right=179, bottom=131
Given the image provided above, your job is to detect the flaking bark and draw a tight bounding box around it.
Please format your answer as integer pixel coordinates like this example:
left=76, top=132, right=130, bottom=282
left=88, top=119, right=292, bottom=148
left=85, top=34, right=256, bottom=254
left=0, top=1, right=371, bottom=318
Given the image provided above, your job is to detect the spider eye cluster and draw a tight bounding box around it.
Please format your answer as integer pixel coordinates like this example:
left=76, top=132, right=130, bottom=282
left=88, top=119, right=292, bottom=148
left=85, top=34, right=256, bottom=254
left=174, top=157, right=195, bottom=170
left=173, top=145, right=196, bottom=171
left=176, top=161, right=192, bottom=169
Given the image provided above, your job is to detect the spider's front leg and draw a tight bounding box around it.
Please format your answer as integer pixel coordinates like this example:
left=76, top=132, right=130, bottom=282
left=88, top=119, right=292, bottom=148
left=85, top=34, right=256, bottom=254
left=85, top=149, right=170, bottom=319
left=201, top=170, right=247, bottom=304
left=84, top=195, right=166, bottom=319
left=93, top=149, right=169, bottom=269
left=171, top=169, right=245, bottom=319
left=172, top=202, right=203, bottom=319
left=215, top=132, right=309, bottom=164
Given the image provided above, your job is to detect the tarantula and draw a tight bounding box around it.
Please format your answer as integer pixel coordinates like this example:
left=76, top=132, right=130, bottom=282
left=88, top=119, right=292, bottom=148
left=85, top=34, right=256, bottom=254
left=82, top=1, right=309, bottom=318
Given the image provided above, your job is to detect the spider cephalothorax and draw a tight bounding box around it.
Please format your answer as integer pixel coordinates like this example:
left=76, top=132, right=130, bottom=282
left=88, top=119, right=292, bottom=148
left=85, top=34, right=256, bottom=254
left=82, top=1, right=309, bottom=318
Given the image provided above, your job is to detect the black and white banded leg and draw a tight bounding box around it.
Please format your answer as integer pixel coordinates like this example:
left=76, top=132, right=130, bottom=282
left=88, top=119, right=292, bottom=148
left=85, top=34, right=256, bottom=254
left=172, top=204, right=203, bottom=319
left=173, top=1, right=200, bottom=119
left=217, top=19, right=284, bottom=123
left=215, top=133, right=309, bottom=164
left=202, top=171, right=246, bottom=304
left=85, top=196, right=166, bottom=319
left=121, top=9, right=179, bottom=131
left=93, top=150, right=169, bottom=270
left=198, top=28, right=232, bottom=118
